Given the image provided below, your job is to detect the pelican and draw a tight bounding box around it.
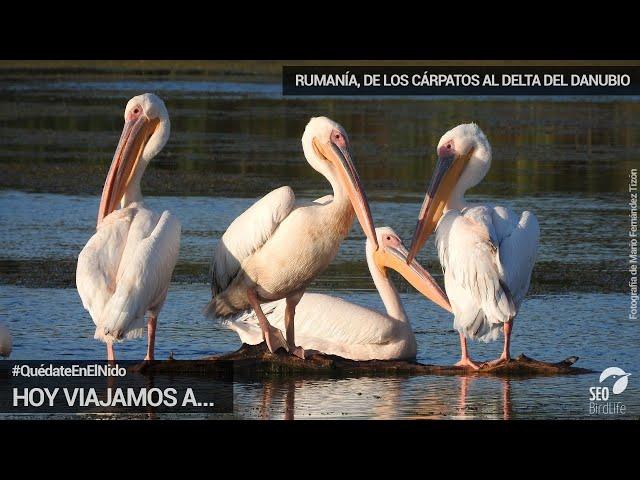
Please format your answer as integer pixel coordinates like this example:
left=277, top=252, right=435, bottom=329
left=407, top=123, right=539, bottom=369
left=224, top=226, right=451, bottom=360
left=205, top=116, right=378, bottom=359
left=0, top=322, right=12, bottom=358
left=76, top=93, right=181, bottom=361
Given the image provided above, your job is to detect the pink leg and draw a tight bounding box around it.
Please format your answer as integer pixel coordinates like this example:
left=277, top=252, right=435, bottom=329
left=486, top=319, right=514, bottom=366
left=247, top=288, right=288, bottom=354
left=144, top=313, right=157, bottom=361
left=284, top=291, right=307, bottom=359
left=454, top=332, right=480, bottom=370
left=107, top=342, right=115, bottom=361
left=503, top=319, right=513, bottom=361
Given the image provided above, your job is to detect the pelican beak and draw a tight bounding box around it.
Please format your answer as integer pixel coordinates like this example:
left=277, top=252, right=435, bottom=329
left=313, top=136, right=378, bottom=249
left=407, top=148, right=474, bottom=263
left=97, top=116, right=159, bottom=227
left=375, top=244, right=451, bottom=312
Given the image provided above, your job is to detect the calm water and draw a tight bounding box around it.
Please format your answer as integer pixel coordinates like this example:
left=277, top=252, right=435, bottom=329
left=0, top=70, right=638, bottom=419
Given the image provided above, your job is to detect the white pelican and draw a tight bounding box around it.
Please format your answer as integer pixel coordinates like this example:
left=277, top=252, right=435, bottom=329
left=224, top=226, right=451, bottom=360
left=407, top=123, right=539, bottom=369
left=0, top=322, right=12, bottom=358
left=205, top=116, right=379, bottom=359
left=76, top=93, right=181, bottom=361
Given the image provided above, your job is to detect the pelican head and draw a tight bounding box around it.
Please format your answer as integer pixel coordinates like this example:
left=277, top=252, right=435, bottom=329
left=302, top=116, right=378, bottom=249
left=97, top=93, right=170, bottom=227
left=367, top=226, right=451, bottom=312
left=407, top=123, right=492, bottom=263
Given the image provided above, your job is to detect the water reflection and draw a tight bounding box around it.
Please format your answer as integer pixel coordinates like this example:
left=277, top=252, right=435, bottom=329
left=240, top=374, right=515, bottom=420
left=454, top=376, right=511, bottom=420
left=258, top=379, right=298, bottom=420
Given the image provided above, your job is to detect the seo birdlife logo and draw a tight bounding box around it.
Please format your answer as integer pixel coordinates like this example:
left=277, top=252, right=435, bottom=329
left=599, top=367, right=631, bottom=394
left=589, top=367, right=631, bottom=416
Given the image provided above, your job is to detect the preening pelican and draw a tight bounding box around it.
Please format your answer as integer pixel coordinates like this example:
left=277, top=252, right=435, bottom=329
left=205, top=116, right=378, bottom=359
left=225, top=227, right=451, bottom=360
left=76, top=93, right=181, bottom=361
left=408, top=124, right=539, bottom=369
left=0, top=322, right=12, bottom=358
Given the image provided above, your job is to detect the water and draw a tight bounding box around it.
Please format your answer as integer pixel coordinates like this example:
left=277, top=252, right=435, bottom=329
left=1, top=283, right=637, bottom=419
left=0, top=67, right=638, bottom=419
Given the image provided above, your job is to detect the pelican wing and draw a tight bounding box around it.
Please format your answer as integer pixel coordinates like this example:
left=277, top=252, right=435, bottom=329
left=491, top=206, right=540, bottom=305
left=76, top=208, right=137, bottom=326
left=312, top=194, right=333, bottom=205
left=228, top=293, right=401, bottom=347
left=211, top=186, right=296, bottom=295
left=437, top=206, right=516, bottom=326
left=100, top=210, right=181, bottom=341
left=436, top=205, right=539, bottom=340
left=78, top=209, right=181, bottom=342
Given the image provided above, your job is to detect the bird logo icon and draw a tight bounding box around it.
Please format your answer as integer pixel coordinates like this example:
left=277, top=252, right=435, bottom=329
left=599, top=367, right=631, bottom=395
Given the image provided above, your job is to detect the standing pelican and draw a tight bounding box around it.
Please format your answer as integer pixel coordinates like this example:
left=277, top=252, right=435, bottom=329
left=205, top=117, right=377, bottom=359
left=76, top=93, right=181, bottom=361
left=225, top=226, right=451, bottom=360
left=407, top=124, right=539, bottom=369
left=0, top=322, right=12, bottom=358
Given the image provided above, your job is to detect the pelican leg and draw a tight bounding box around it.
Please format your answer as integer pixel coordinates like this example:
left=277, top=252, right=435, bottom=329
left=486, top=319, right=513, bottom=367
left=503, top=319, right=513, bottom=360
left=144, top=313, right=157, bottom=361
left=284, top=291, right=307, bottom=359
left=247, top=288, right=289, bottom=354
left=107, top=342, right=116, bottom=362
left=454, top=332, right=480, bottom=370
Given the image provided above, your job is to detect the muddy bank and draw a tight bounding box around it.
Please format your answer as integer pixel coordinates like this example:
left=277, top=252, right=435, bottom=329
left=138, top=342, right=593, bottom=378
